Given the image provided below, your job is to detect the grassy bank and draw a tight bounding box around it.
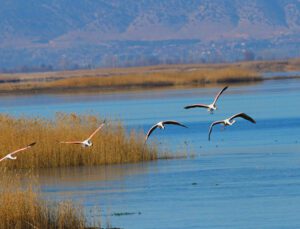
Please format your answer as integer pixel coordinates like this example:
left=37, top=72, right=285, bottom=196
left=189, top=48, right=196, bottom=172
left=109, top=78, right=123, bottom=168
left=1, top=58, right=300, bottom=94
left=0, top=170, right=102, bottom=229
left=0, top=190, right=87, bottom=229
left=44, top=67, right=260, bottom=90
left=0, top=113, right=158, bottom=169
left=0, top=66, right=261, bottom=94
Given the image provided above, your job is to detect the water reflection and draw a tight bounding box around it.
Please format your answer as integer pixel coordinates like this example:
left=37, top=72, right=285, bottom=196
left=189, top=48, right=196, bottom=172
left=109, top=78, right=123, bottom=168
left=37, top=162, right=154, bottom=187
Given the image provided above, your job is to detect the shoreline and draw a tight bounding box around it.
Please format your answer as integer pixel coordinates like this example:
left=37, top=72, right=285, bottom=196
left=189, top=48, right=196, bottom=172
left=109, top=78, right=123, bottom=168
left=0, top=74, right=298, bottom=96
left=0, top=79, right=261, bottom=95
left=0, top=68, right=261, bottom=95
left=0, top=58, right=299, bottom=95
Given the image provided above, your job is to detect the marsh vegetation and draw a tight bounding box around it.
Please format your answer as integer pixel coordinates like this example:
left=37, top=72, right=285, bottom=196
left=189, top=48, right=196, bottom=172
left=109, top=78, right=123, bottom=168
left=0, top=66, right=261, bottom=94
left=0, top=113, right=158, bottom=170
left=0, top=170, right=100, bottom=229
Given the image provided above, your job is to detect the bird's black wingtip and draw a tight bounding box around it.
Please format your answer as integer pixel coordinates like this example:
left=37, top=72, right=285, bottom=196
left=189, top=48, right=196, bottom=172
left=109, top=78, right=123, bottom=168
left=208, top=135, right=211, bottom=141
left=28, top=142, right=36, bottom=147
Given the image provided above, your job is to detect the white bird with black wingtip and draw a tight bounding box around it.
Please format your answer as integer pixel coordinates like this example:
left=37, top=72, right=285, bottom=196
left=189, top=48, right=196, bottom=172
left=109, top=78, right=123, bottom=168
left=60, top=121, right=106, bottom=147
left=145, top=120, right=188, bottom=142
left=0, top=142, right=36, bottom=162
left=184, top=86, right=228, bottom=113
left=208, top=113, right=256, bottom=141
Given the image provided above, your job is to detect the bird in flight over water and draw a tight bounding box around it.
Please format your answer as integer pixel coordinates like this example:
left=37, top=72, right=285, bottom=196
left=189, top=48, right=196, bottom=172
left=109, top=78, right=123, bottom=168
left=208, top=113, right=256, bottom=141
left=184, top=86, right=228, bottom=114
left=145, top=120, right=188, bottom=142
left=60, top=121, right=106, bottom=147
left=0, top=142, right=36, bottom=162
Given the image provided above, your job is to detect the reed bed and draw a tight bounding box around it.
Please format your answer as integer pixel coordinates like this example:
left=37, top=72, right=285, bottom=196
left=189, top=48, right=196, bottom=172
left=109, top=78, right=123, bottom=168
left=0, top=170, right=93, bottom=229
left=0, top=113, right=158, bottom=169
left=44, top=67, right=260, bottom=89
left=0, top=67, right=260, bottom=93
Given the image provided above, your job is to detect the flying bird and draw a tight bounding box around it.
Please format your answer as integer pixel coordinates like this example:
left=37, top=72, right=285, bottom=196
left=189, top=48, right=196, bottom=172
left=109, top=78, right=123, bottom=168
left=208, top=113, right=256, bottom=141
left=60, top=121, right=106, bottom=147
left=145, top=120, right=188, bottom=142
left=0, top=142, right=36, bottom=162
left=184, top=86, right=228, bottom=113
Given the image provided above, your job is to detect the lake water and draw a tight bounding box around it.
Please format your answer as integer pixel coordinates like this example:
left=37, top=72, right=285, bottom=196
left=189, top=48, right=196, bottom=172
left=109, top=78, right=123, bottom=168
left=2, top=79, right=300, bottom=228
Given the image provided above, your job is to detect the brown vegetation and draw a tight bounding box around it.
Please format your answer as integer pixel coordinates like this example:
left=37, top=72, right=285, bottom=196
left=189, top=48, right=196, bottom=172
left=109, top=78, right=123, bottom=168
left=0, top=113, right=158, bottom=169
left=1, top=58, right=299, bottom=94
left=0, top=65, right=261, bottom=93
left=0, top=170, right=99, bottom=229
left=43, top=67, right=260, bottom=89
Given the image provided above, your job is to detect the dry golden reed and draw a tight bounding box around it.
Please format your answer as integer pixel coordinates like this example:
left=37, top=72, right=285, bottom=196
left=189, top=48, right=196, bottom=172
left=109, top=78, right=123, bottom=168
left=0, top=113, right=158, bottom=169
left=0, top=170, right=91, bottom=229
left=44, top=67, right=260, bottom=89
left=0, top=67, right=260, bottom=93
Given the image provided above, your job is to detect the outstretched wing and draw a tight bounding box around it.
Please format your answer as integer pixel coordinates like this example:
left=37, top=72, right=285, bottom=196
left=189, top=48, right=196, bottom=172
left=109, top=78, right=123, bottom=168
left=208, top=121, right=224, bottom=141
left=229, top=113, right=256, bottom=123
left=145, top=124, right=159, bottom=142
left=0, top=142, right=37, bottom=162
left=184, top=104, right=209, bottom=109
left=212, top=86, right=228, bottom=105
left=87, top=121, right=106, bottom=140
left=60, top=141, right=83, bottom=144
left=0, top=155, right=8, bottom=162
left=10, top=142, right=36, bottom=156
left=163, top=120, right=188, bottom=128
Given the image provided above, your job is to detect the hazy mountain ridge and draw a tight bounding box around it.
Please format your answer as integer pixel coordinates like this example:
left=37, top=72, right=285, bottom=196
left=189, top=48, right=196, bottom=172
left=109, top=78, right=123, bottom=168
left=0, top=0, right=300, bottom=70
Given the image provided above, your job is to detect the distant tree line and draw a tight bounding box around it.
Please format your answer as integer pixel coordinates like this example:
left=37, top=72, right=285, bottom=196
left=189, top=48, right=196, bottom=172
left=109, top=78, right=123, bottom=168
left=0, top=63, right=94, bottom=74
left=1, top=64, right=54, bottom=74
left=0, top=50, right=257, bottom=74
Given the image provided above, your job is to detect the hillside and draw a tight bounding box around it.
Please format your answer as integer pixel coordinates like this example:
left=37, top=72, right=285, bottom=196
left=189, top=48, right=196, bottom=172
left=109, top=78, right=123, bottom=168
left=1, top=0, right=300, bottom=71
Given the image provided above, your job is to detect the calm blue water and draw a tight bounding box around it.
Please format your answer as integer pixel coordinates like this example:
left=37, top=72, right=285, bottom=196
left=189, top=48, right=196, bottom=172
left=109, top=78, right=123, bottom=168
left=2, top=79, right=300, bottom=228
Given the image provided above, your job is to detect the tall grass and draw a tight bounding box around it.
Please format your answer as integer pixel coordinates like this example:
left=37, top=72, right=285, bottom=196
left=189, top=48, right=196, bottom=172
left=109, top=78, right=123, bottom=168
left=0, top=170, right=93, bottom=229
left=44, top=67, right=260, bottom=89
left=0, top=67, right=260, bottom=93
left=0, top=113, right=158, bottom=169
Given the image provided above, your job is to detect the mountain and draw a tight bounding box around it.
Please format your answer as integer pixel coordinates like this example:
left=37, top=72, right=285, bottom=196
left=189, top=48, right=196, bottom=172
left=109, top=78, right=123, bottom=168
left=1, top=0, right=300, bottom=71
